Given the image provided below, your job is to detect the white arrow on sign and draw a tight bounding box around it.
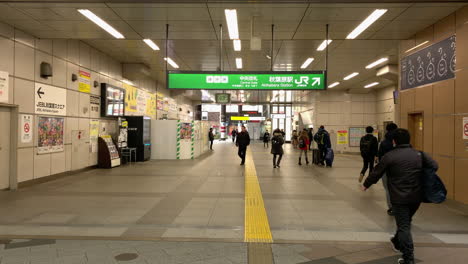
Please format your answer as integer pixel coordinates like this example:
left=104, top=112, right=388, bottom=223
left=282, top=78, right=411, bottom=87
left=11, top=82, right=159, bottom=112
left=312, top=77, right=321, bottom=86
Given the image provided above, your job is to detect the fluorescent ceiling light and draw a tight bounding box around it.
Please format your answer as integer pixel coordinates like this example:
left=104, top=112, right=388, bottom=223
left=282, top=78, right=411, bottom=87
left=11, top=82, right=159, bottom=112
left=328, top=82, right=340, bottom=88
left=225, top=9, right=239, bottom=40
left=143, top=39, right=160, bottom=50
left=164, top=57, right=179, bottom=69
left=405, top=41, right=429, bottom=53
left=77, top=9, right=124, bottom=39
left=122, top=79, right=134, bottom=86
left=233, top=39, right=241, bottom=51
left=317, top=40, right=332, bottom=51
left=346, top=9, right=387, bottom=39
left=343, top=72, right=359, bottom=80
left=366, top=57, right=388, bottom=69
left=300, top=58, right=314, bottom=69
left=364, top=82, right=379, bottom=88
left=236, top=58, right=243, bottom=69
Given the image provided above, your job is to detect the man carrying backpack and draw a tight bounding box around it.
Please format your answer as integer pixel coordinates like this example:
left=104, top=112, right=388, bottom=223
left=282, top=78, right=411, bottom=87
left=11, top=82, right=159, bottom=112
left=361, top=129, right=438, bottom=264
left=314, top=126, right=331, bottom=166
left=359, top=126, right=378, bottom=182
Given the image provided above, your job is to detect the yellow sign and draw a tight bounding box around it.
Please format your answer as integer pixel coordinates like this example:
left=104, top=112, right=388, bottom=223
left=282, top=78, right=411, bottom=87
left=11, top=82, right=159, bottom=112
left=78, top=70, right=91, bottom=93
left=146, top=93, right=156, bottom=119
left=123, top=83, right=138, bottom=114
left=337, top=130, right=348, bottom=145
left=231, top=116, right=250, bottom=121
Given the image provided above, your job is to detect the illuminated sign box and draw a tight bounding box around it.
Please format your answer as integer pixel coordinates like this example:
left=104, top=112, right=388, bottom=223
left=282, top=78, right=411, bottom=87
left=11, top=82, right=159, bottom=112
left=230, top=116, right=266, bottom=121
left=168, top=71, right=326, bottom=90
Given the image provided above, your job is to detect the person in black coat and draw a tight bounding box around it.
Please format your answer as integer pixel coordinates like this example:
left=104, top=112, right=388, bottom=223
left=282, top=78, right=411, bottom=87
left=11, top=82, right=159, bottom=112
left=379, top=122, right=398, bottom=216
left=308, top=128, right=314, bottom=150
left=314, top=126, right=331, bottom=166
left=362, top=129, right=437, bottom=264
left=359, top=126, right=379, bottom=182
left=236, top=126, right=250, bottom=165
left=263, top=130, right=270, bottom=148
left=270, top=129, right=284, bottom=168
left=208, top=128, right=215, bottom=150
left=231, top=128, right=237, bottom=143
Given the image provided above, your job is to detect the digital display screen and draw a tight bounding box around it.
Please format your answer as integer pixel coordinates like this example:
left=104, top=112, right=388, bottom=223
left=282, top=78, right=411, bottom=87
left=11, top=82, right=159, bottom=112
left=101, top=83, right=125, bottom=117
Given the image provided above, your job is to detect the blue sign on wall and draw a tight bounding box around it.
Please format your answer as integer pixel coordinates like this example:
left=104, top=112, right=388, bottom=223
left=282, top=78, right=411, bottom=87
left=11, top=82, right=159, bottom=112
left=401, top=35, right=456, bottom=90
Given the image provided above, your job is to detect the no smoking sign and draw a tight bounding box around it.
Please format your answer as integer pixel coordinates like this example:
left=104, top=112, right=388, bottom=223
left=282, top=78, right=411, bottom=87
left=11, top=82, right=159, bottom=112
left=24, top=123, right=30, bottom=133
left=464, top=117, right=468, bottom=140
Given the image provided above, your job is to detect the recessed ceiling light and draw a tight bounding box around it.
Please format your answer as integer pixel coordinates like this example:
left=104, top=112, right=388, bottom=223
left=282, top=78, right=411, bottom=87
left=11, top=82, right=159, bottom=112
left=233, top=39, right=241, bottom=51
left=366, top=57, right=388, bottom=69
left=317, top=40, right=332, bottom=51
left=405, top=41, right=429, bottom=53
left=225, top=9, right=239, bottom=40
left=346, top=9, right=387, bottom=39
left=300, top=58, right=314, bottom=69
left=236, top=58, right=243, bottom=69
left=364, top=82, right=379, bottom=88
left=164, top=57, right=179, bottom=69
left=122, top=79, right=134, bottom=86
left=343, top=72, right=359, bottom=80
left=328, top=82, right=340, bottom=88
left=143, top=39, right=160, bottom=50
left=77, top=9, right=124, bottom=39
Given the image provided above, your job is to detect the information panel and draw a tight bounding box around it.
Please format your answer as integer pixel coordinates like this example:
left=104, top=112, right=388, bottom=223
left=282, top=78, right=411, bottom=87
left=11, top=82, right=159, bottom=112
left=168, top=71, right=326, bottom=90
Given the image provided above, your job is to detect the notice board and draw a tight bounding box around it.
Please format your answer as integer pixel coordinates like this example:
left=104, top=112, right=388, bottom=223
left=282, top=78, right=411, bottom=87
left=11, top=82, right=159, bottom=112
left=349, top=127, right=366, bottom=147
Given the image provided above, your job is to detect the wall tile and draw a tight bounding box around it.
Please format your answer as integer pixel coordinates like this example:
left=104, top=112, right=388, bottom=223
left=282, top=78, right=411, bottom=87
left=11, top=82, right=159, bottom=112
left=67, top=40, right=79, bottom=64
left=455, top=25, right=468, bottom=70
left=351, top=114, right=364, bottom=126
left=79, top=42, right=91, bottom=69
left=456, top=5, right=468, bottom=28
left=50, top=151, right=66, bottom=175
left=53, top=39, right=67, bottom=60
left=0, top=37, right=14, bottom=74
left=67, top=90, right=79, bottom=117
left=79, top=117, right=90, bottom=141
left=17, top=147, right=33, bottom=183
left=351, top=102, right=364, bottom=114
left=36, top=39, right=52, bottom=54
left=433, top=79, right=455, bottom=114
left=454, top=159, right=468, bottom=203
left=433, top=156, right=454, bottom=199
left=455, top=68, right=468, bottom=113
left=400, top=38, right=416, bottom=56
left=7, top=76, right=14, bottom=104
left=52, top=57, right=67, bottom=88
left=65, top=144, right=72, bottom=171
left=434, top=14, right=455, bottom=41
left=100, top=53, right=109, bottom=76
left=89, top=151, right=98, bottom=166
left=90, top=71, right=100, bottom=96
left=14, top=78, right=34, bottom=114
left=90, top=48, right=100, bottom=72
left=14, top=43, right=34, bottom=80
left=14, top=29, right=35, bottom=48
left=66, top=62, right=79, bottom=91
left=454, top=116, right=468, bottom=159
left=33, top=149, right=51, bottom=179
left=415, top=25, right=434, bottom=45
left=35, top=51, right=53, bottom=85
left=317, top=101, right=329, bottom=114
left=65, top=117, right=78, bottom=145
left=433, top=116, right=454, bottom=156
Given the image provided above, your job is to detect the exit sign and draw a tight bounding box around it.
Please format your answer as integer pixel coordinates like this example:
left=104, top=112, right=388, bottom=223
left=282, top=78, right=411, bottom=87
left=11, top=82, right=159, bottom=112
left=167, top=71, right=326, bottom=90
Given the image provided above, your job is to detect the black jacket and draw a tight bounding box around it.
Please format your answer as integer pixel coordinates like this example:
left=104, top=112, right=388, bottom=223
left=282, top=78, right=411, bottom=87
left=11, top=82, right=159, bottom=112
left=208, top=131, right=214, bottom=141
left=314, top=128, right=331, bottom=148
left=363, top=144, right=438, bottom=204
left=263, top=132, right=270, bottom=142
left=236, top=131, right=250, bottom=148
left=270, top=132, right=284, bottom=155
left=360, top=134, right=378, bottom=157
left=378, top=131, right=395, bottom=161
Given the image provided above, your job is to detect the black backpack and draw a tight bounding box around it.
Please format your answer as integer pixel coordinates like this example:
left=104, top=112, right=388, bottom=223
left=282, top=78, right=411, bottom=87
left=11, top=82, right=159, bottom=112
left=298, top=138, right=306, bottom=148
left=360, top=135, right=373, bottom=155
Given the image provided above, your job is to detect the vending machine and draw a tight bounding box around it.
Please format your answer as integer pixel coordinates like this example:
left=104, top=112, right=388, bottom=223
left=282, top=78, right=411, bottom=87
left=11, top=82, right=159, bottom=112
left=126, top=116, right=151, bottom=161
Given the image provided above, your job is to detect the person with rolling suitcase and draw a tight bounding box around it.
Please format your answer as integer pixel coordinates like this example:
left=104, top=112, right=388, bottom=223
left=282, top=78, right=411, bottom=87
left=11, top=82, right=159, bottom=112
left=314, top=126, right=331, bottom=166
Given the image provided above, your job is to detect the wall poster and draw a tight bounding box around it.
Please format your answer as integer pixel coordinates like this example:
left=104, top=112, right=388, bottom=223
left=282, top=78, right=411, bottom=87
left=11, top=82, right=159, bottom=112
left=78, top=70, right=91, bottom=93
left=37, top=116, right=64, bottom=154
left=0, top=71, right=8, bottom=103
left=180, top=123, right=192, bottom=140
left=123, top=83, right=138, bottom=115
left=337, top=130, right=348, bottom=145
left=401, top=35, right=456, bottom=90
left=463, top=117, right=468, bottom=140
left=90, top=119, right=99, bottom=153
left=349, top=127, right=366, bottom=147
left=21, top=114, right=33, bottom=143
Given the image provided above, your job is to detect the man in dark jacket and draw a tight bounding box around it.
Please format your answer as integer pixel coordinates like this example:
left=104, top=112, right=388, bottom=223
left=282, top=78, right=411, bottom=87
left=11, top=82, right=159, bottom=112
left=359, top=126, right=379, bottom=182
left=362, top=128, right=438, bottom=264
left=308, top=128, right=314, bottom=150
left=208, top=128, right=214, bottom=150
left=231, top=128, right=237, bottom=143
left=236, top=126, right=250, bottom=165
left=379, top=123, right=398, bottom=216
left=314, top=126, right=331, bottom=166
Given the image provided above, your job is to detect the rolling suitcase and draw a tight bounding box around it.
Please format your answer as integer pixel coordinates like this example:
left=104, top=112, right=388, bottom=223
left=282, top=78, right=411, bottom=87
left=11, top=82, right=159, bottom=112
left=312, top=149, right=321, bottom=165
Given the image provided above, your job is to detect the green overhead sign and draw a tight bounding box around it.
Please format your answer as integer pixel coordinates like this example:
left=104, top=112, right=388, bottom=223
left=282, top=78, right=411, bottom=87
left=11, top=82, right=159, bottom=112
left=167, top=71, right=326, bottom=90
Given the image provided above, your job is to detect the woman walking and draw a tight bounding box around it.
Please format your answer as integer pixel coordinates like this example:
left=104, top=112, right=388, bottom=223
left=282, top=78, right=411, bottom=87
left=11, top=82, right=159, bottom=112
left=263, top=130, right=270, bottom=148
left=271, top=129, right=284, bottom=168
left=292, top=130, right=299, bottom=148
left=298, top=130, right=310, bottom=165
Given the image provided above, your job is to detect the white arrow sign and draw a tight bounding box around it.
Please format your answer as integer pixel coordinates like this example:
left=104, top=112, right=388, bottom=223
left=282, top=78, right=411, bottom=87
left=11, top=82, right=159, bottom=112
left=312, top=77, right=321, bottom=86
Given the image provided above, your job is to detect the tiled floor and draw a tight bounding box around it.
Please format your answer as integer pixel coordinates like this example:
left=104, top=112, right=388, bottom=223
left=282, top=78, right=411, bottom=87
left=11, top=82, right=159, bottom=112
left=1, top=141, right=468, bottom=263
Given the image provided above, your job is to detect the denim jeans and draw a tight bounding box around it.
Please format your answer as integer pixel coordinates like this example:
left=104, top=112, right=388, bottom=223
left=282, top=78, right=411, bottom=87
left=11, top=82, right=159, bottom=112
left=392, top=203, right=421, bottom=262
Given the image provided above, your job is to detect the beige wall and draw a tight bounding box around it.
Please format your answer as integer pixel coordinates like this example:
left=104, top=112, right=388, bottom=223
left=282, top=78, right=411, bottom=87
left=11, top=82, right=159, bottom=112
left=398, top=6, right=468, bottom=203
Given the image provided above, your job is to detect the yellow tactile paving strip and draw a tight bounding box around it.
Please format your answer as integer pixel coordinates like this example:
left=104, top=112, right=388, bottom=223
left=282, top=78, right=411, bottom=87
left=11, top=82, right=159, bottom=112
left=244, top=149, right=273, bottom=243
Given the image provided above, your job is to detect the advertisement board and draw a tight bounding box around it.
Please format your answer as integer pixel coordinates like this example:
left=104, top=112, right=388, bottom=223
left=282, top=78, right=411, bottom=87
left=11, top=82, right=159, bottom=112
left=0, top=71, right=8, bottom=103
left=168, top=71, right=326, bottom=90
left=37, top=116, right=64, bottom=154
left=35, top=83, right=67, bottom=116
